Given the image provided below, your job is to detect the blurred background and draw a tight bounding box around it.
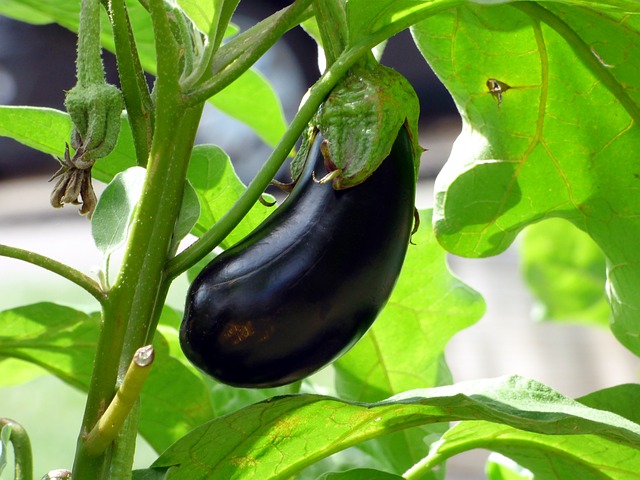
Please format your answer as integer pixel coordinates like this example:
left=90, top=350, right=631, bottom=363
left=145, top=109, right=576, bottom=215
left=0, top=2, right=638, bottom=478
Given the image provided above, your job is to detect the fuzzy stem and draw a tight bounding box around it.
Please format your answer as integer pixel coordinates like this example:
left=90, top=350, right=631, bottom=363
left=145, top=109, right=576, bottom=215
left=0, top=418, right=33, bottom=480
left=0, top=244, right=105, bottom=303
left=107, top=0, right=155, bottom=166
left=71, top=0, right=194, bottom=477
left=77, top=0, right=106, bottom=86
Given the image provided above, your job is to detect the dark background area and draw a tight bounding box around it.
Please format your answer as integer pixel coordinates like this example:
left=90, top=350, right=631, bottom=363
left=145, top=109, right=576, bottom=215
left=0, top=2, right=457, bottom=181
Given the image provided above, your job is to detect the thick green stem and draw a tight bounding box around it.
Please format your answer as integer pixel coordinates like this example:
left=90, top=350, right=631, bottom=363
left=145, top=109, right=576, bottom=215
left=166, top=44, right=369, bottom=278
left=72, top=0, right=199, bottom=477
left=0, top=418, right=33, bottom=480
left=107, top=0, right=155, bottom=166
left=77, top=0, right=105, bottom=86
left=0, top=244, right=105, bottom=303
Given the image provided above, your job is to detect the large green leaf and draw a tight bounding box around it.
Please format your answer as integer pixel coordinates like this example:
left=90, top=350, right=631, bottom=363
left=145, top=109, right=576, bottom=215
left=0, top=303, right=213, bottom=453
left=0, top=303, right=97, bottom=389
left=520, top=218, right=608, bottom=327
left=427, top=384, right=640, bottom=479
left=425, top=420, right=640, bottom=479
left=149, top=375, right=640, bottom=479
left=578, top=384, right=640, bottom=425
left=346, top=0, right=640, bottom=48
left=485, top=453, right=533, bottom=480
left=411, top=2, right=640, bottom=356
left=334, top=209, right=485, bottom=474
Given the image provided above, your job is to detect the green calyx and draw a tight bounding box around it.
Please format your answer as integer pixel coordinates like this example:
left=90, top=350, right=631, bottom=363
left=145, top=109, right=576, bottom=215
left=51, top=0, right=124, bottom=218
left=308, top=61, right=422, bottom=189
left=65, top=83, right=124, bottom=160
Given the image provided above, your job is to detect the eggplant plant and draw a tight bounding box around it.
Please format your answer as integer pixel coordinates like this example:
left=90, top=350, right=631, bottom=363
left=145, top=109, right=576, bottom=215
left=1, top=0, right=640, bottom=479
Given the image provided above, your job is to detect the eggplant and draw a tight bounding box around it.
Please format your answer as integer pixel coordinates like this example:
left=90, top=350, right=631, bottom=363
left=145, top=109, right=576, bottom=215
left=180, top=126, right=417, bottom=388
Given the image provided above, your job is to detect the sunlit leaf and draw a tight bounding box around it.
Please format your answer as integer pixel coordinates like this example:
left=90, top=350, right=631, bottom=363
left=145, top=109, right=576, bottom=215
left=427, top=419, right=640, bottom=479
left=412, top=2, right=640, bottom=356
left=151, top=376, right=640, bottom=479
left=520, top=218, right=608, bottom=327
left=0, top=106, right=136, bottom=183
left=92, top=166, right=146, bottom=259
left=0, top=303, right=213, bottom=453
left=485, top=453, right=533, bottom=480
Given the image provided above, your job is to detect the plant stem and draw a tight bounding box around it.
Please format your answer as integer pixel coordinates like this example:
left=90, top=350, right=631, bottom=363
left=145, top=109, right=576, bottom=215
left=84, top=346, right=154, bottom=456
left=180, top=0, right=223, bottom=89
left=0, top=418, right=33, bottom=480
left=166, top=44, right=369, bottom=278
left=312, top=0, right=348, bottom=67
left=0, top=244, right=105, bottom=303
left=77, top=0, right=105, bottom=86
left=184, top=0, right=313, bottom=105
left=72, top=0, right=200, bottom=477
left=213, top=0, right=241, bottom=52
left=107, top=0, right=155, bottom=166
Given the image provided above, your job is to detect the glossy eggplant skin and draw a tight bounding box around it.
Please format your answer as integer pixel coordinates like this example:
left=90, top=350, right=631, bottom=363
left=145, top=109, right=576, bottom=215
left=180, top=127, right=416, bottom=388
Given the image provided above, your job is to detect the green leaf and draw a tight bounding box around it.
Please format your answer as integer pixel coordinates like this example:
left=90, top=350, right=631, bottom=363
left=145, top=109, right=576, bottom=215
left=0, top=106, right=136, bottom=183
left=578, top=384, right=640, bottom=425
left=425, top=420, right=640, bottom=479
left=172, top=180, right=201, bottom=249
left=411, top=3, right=640, bottom=355
left=132, top=468, right=170, bottom=480
left=520, top=218, right=608, bottom=327
left=186, top=144, right=274, bottom=247
left=92, top=166, right=147, bottom=259
left=335, top=210, right=485, bottom=400
left=0, top=359, right=46, bottom=387
left=0, top=0, right=76, bottom=25
left=485, top=453, right=533, bottom=480
left=0, top=303, right=97, bottom=389
left=208, top=68, right=288, bottom=148
left=334, top=209, right=484, bottom=474
left=140, top=330, right=215, bottom=453
left=177, top=0, right=216, bottom=34
left=317, top=469, right=405, bottom=480
left=0, top=424, right=10, bottom=476
left=346, top=0, right=640, bottom=48
left=0, top=303, right=213, bottom=453
left=151, top=375, right=640, bottom=479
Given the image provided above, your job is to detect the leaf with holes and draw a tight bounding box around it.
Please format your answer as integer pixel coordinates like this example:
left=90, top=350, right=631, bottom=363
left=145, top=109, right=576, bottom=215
left=412, top=2, right=640, bottom=356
